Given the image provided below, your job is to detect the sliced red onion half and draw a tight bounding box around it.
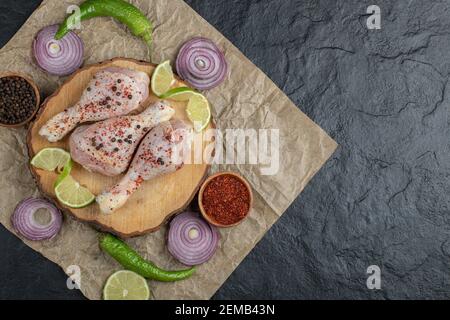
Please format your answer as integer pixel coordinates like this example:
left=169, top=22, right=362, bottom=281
left=33, top=25, right=84, bottom=76
left=11, top=198, right=63, bottom=241
left=168, top=211, right=219, bottom=266
left=176, top=37, right=228, bottom=90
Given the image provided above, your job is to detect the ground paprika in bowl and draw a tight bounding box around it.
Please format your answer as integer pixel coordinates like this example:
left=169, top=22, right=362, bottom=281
left=198, top=171, right=253, bottom=228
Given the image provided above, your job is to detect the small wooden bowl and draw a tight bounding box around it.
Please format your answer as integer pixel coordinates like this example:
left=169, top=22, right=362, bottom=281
left=198, top=171, right=253, bottom=228
left=0, top=72, right=41, bottom=128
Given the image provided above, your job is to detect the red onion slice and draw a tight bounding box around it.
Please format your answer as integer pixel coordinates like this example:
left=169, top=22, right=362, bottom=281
left=176, top=37, right=228, bottom=90
left=167, top=211, right=219, bottom=266
left=11, top=198, right=63, bottom=241
left=33, top=25, right=84, bottom=76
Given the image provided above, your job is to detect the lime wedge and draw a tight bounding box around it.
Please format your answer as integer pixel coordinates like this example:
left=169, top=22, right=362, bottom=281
left=103, top=270, right=150, bottom=300
left=186, top=94, right=211, bottom=132
left=54, top=160, right=73, bottom=188
left=151, top=60, right=174, bottom=96
left=31, top=148, right=71, bottom=172
left=159, top=87, right=198, bottom=101
left=54, top=175, right=95, bottom=208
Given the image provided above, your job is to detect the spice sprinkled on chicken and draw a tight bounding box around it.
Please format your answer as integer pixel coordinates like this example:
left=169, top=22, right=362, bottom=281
left=69, top=101, right=175, bottom=176
left=97, top=120, right=193, bottom=214
left=39, top=67, right=150, bottom=142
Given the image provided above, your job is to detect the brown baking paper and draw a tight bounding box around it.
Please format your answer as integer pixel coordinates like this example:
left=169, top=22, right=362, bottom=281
left=0, top=0, right=337, bottom=299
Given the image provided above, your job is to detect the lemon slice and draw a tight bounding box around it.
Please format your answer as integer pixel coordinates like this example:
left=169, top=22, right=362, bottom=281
left=103, top=270, right=150, bottom=300
left=159, top=87, right=198, bottom=101
left=151, top=60, right=175, bottom=96
left=54, top=175, right=95, bottom=208
left=31, top=148, right=71, bottom=172
left=186, top=93, right=211, bottom=132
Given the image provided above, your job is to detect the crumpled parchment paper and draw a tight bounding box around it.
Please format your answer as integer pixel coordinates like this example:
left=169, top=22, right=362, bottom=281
left=0, top=0, right=337, bottom=299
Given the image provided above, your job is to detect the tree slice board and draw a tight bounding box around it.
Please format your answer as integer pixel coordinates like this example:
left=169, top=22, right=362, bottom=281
left=27, top=58, right=212, bottom=237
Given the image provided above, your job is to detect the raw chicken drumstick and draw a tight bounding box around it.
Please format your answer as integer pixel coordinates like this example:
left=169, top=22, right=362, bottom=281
left=39, top=67, right=150, bottom=142
left=69, top=101, right=175, bottom=176
left=97, top=120, right=193, bottom=214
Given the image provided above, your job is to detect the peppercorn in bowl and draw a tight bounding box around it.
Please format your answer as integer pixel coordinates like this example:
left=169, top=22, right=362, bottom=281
left=0, top=72, right=40, bottom=127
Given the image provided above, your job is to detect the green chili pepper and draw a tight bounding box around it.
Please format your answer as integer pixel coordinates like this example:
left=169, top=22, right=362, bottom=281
left=55, top=0, right=153, bottom=52
left=99, top=233, right=196, bottom=282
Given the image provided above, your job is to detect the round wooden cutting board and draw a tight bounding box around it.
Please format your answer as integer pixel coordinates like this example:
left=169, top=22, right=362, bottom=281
left=27, top=58, right=213, bottom=237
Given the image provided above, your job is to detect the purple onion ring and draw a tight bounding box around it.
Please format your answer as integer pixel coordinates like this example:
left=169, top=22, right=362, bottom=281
left=176, top=37, right=228, bottom=90
left=11, top=198, right=63, bottom=241
left=167, top=211, right=219, bottom=266
left=33, top=25, right=84, bottom=76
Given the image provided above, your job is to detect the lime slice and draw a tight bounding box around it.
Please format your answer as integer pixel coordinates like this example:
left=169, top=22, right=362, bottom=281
left=159, top=87, right=198, bottom=101
left=186, top=94, right=211, bottom=132
left=151, top=60, right=174, bottom=96
left=31, top=148, right=71, bottom=172
left=103, top=270, right=150, bottom=300
left=54, top=160, right=73, bottom=188
left=54, top=175, right=95, bottom=208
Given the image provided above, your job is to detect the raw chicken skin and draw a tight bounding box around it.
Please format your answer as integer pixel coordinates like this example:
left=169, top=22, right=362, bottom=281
left=96, top=120, right=193, bottom=214
left=39, top=67, right=150, bottom=142
left=69, top=101, right=175, bottom=176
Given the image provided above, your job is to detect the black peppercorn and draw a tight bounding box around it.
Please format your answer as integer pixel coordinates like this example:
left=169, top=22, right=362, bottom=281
left=0, top=76, right=37, bottom=125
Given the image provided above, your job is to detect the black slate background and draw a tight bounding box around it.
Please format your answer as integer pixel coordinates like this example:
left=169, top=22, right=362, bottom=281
left=1, top=0, right=450, bottom=299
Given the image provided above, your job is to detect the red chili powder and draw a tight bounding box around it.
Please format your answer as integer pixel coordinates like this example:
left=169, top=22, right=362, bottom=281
left=202, top=174, right=251, bottom=225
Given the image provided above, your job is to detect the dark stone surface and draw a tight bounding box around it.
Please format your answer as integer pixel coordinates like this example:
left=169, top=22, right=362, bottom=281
left=1, top=0, right=450, bottom=299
